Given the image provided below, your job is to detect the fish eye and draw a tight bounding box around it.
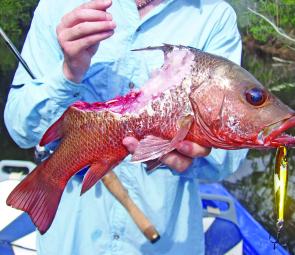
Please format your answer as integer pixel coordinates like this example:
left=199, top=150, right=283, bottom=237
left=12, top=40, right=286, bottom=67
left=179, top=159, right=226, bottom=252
left=245, top=87, right=267, bottom=106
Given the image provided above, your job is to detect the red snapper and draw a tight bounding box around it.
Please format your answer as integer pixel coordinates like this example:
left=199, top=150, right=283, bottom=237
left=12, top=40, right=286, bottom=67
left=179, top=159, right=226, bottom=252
left=7, top=45, right=295, bottom=234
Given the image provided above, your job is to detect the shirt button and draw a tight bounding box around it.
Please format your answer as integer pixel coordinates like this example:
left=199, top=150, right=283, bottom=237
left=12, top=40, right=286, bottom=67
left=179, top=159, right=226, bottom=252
left=113, top=234, right=120, bottom=240
left=128, top=82, right=135, bottom=89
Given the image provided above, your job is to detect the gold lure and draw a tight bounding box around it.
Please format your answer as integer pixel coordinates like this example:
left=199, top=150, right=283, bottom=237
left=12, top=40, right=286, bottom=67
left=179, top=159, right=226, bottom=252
left=274, top=146, right=288, bottom=231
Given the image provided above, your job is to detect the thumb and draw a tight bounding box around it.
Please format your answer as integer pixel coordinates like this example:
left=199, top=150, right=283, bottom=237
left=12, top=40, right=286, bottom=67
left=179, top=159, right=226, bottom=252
left=122, top=136, right=139, bottom=154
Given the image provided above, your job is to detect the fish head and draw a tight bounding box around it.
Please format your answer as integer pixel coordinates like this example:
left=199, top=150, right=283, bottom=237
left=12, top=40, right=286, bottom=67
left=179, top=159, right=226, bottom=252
left=189, top=58, right=295, bottom=149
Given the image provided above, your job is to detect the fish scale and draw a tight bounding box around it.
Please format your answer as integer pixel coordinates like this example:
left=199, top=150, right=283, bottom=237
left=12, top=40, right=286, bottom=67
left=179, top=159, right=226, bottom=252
left=6, top=44, right=295, bottom=235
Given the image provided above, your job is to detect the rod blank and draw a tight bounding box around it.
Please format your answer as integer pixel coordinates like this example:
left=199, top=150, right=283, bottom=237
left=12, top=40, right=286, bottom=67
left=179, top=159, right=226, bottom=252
left=0, top=27, right=35, bottom=79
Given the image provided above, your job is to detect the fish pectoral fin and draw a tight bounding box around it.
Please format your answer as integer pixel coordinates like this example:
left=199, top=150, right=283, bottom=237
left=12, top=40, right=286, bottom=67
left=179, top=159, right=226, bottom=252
left=81, top=163, right=109, bottom=195
left=131, top=135, right=171, bottom=163
left=131, top=115, right=194, bottom=163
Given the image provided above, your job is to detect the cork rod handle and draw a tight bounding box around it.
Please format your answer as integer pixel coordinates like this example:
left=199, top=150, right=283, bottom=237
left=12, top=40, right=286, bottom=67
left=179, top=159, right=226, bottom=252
left=102, top=171, right=160, bottom=243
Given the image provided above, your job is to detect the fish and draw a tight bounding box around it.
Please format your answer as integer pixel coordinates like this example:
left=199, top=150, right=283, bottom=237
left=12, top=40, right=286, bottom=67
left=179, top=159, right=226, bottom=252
left=6, top=44, right=295, bottom=234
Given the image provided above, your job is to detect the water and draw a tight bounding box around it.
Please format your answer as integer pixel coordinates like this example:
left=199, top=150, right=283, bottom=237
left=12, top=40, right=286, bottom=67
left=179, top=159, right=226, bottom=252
left=0, top=47, right=295, bottom=253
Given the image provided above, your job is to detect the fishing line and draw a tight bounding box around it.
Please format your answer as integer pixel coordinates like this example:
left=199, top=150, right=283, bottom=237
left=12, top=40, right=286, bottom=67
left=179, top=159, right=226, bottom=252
left=11, top=242, right=37, bottom=252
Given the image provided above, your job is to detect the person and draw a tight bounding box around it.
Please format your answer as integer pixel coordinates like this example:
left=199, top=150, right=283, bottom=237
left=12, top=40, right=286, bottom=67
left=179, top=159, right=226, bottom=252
left=4, top=0, right=248, bottom=254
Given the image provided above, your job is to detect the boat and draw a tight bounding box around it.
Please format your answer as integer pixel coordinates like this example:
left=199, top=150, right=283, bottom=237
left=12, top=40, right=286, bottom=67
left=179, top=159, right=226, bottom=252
left=0, top=160, right=36, bottom=255
left=0, top=160, right=289, bottom=255
left=200, top=183, right=288, bottom=254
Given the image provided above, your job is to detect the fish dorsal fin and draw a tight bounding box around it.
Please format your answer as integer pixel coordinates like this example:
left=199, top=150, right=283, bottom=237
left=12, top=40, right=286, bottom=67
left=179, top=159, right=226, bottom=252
left=39, top=121, right=63, bottom=146
left=131, top=44, right=174, bottom=54
left=131, top=44, right=176, bottom=62
left=131, top=44, right=195, bottom=62
left=81, top=162, right=109, bottom=195
left=39, top=116, right=65, bottom=146
left=39, top=105, right=85, bottom=146
left=131, top=115, right=194, bottom=163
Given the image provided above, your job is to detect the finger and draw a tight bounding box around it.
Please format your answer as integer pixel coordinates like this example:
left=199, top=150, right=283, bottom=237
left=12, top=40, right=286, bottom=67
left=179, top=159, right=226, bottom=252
left=161, top=151, right=193, bottom=172
left=59, top=9, right=112, bottom=30
left=176, top=141, right=211, bottom=158
left=64, top=30, right=114, bottom=55
left=122, top=137, right=139, bottom=154
left=80, top=0, right=112, bottom=11
left=59, top=21, right=116, bottom=42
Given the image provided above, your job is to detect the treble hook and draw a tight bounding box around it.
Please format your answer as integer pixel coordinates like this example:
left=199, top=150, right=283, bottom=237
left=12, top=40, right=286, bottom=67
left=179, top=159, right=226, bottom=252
left=269, top=223, right=290, bottom=254
left=269, top=225, right=282, bottom=250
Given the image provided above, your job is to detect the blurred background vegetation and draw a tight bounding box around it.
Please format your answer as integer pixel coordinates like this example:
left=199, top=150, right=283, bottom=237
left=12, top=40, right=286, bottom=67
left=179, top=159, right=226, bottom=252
left=0, top=0, right=295, bottom=253
left=0, top=0, right=37, bottom=71
left=0, top=0, right=37, bottom=159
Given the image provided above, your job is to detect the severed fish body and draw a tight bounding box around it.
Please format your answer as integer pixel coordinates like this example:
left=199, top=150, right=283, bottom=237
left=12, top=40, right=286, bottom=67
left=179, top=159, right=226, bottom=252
left=7, top=45, right=295, bottom=234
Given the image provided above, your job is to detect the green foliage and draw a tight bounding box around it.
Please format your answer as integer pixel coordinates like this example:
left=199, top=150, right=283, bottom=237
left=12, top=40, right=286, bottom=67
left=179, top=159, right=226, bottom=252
left=242, top=50, right=295, bottom=108
left=229, top=1, right=295, bottom=98
left=269, top=82, right=295, bottom=92
left=0, top=0, right=38, bottom=71
left=229, top=0, right=295, bottom=44
left=0, top=0, right=38, bottom=147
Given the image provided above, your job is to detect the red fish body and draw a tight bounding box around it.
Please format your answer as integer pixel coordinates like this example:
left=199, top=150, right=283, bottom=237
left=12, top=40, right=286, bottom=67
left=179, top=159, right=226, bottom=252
left=7, top=45, right=295, bottom=234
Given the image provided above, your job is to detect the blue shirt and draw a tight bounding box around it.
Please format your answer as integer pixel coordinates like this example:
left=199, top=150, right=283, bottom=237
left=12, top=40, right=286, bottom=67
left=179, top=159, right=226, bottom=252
left=4, top=0, right=248, bottom=254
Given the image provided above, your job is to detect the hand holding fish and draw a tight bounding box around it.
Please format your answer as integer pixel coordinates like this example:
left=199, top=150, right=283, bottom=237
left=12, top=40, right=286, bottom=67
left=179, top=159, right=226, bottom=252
left=123, top=137, right=211, bottom=172
left=56, top=0, right=116, bottom=83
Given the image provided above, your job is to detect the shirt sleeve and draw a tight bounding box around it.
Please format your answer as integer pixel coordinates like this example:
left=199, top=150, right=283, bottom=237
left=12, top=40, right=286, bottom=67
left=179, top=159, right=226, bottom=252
left=179, top=3, right=248, bottom=180
left=4, top=3, right=85, bottom=148
left=203, top=2, right=242, bottom=64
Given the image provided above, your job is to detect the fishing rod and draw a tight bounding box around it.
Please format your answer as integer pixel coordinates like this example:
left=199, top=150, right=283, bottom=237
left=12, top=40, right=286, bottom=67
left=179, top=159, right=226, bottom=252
left=0, top=25, right=52, bottom=162
left=1, top=26, right=45, bottom=159
left=0, top=26, right=36, bottom=79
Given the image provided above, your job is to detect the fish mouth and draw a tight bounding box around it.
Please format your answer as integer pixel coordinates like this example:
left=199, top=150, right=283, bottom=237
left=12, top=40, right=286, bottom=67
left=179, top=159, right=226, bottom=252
left=259, top=115, right=295, bottom=147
